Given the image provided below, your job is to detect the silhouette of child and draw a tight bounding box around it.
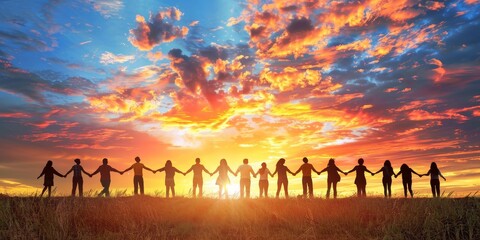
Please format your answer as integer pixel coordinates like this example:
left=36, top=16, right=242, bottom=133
left=373, top=160, right=395, bottom=198
left=319, top=158, right=346, bottom=199
left=272, top=158, right=295, bottom=198
left=346, top=158, right=373, bottom=197
left=212, top=159, right=235, bottom=199
left=422, top=162, right=446, bottom=197
left=155, top=160, right=184, bottom=198
left=395, top=163, right=421, bottom=198
left=37, top=160, right=64, bottom=197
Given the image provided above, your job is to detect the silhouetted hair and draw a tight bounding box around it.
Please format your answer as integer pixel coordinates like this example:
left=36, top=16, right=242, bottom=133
left=220, top=159, right=227, bottom=167
left=384, top=160, right=393, bottom=173
left=303, top=157, right=308, bottom=163
left=46, top=160, right=53, bottom=168
left=328, top=158, right=335, bottom=167
left=74, top=158, right=80, bottom=164
left=358, top=158, right=364, bottom=165
left=243, top=158, right=248, bottom=164
left=195, top=158, right=200, bottom=163
left=102, top=158, right=108, bottom=164
left=276, top=158, right=285, bottom=171
left=259, top=162, right=266, bottom=174
left=400, top=163, right=409, bottom=172
left=135, top=156, right=140, bottom=162
left=430, top=162, right=439, bottom=175
left=165, top=160, right=172, bottom=168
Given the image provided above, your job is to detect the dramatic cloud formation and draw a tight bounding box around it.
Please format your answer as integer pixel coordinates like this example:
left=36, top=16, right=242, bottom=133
left=0, top=0, right=479, bottom=196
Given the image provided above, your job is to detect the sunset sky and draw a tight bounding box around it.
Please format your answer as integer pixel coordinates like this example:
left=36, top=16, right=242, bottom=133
left=0, top=0, right=479, bottom=197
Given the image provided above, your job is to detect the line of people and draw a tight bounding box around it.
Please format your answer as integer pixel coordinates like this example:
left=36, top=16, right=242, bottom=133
left=37, top=157, right=447, bottom=198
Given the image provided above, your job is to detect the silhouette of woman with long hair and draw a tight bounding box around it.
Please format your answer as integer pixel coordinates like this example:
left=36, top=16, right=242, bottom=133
left=155, top=160, right=184, bottom=198
left=64, top=158, right=91, bottom=197
left=37, top=160, right=64, bottom=197
left=421, top=162, right=446, bottom=197
left=395, top=163, right=421, bottom=198
left=272, top=158, right=295, bottom=198
left=255, top=162, right=274, bottom=198
left=372, top=160, right=394, bottom=198
left=318, top=158, right=346, bottom=199
left=211, top=159, right=235, bottom=199
left=346, top=158, right=373, bottom=197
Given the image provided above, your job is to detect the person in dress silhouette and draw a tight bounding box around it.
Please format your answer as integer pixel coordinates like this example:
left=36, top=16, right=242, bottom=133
left=255, top=162, right=274, bottom=198
left=235, top=158, right=256, bottom=199
left=64, top=158, right=91, bottom=197
left=272, top=158, right=295, bottom=198
left=318, top=158, right=346, bottom=199
left=346, top=158, right=373, bottom=197
left=294, top=157, right=320, bottom=198
left=155, top=160, right=184, bottom=198
left=211, top=159, right=235, bottom=199
left=37, top=160, right=64, bottom=197
left=91, top=158, right=123, bottom=197
left=122, top=156, right=155, bottom=195
left=421, top=162, right=446, bottom=197
left=184, top=158, right=212, bottom=198
left=372, top=160, right=395, bottom=198
left=395, top=163, right=422, bottom=198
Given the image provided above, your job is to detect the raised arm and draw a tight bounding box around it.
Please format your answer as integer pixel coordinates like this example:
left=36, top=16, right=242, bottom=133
left=123, top=165, right=134, bottom=173
left=336, top=166, right=346, bottom=175
left=143, top=165, right=155, bottom=173
left=423, top=169, right=431, bottom=177
left=156, top=167, right=165, bottom=173
left=211, top=166, right=220, bottom=175
left=346, top=166, right=356, bottom=174
left=202, top=166, right=212, bottom=175
left=37, top=168, right=45, bottom=179
left=52, top=168, right=64, bottom=177
left=64, top=167, right=74, bottom=177
left=374, top=167, right=383, bottom=175
left=174, top=167, right=184, bottom=175
left=91, top=167, right=101, bottom=176
left=184, top=166, right=194, bottom=175
left=411, top=168, right=421, bottom=177
left=319, top=167, right=328, bottom=175
left=286, top=166, right=295, bottom=175
left=311, top=165, right=320, bottom=175
left=293, top=166, right=302, bottom=175
left=439, top=171, right=446, bottom=181
left=110, top=166, right=123, bottom=175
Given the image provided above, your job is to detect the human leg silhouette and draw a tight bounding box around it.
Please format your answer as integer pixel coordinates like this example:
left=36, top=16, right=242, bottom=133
left=326, top=180, right=332, bottom=199
left=402, top=182, right=408, bottom=197
left=332, top=181, right=338, bottom=198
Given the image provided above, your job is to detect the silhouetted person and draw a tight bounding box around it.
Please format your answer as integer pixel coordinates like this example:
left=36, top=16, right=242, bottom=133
left=122, top=156, right=154, bottom=195
left=318, top=158, right=346, bottom=199
left=294, top=157, right=320, bottom=198
left=422, top=162, right=446, bottom=197
left=373, top=160, right=394, bottom=198
left=212, top=159, right=235, bottom=199
left=235, top=158, right=256, bottom=199
left=37, top=160, right=64, bottom=197
left=155, top=160, right=184, bottom=198
left=346, top=158, right=373, bottom=197
left=395, top=163, right=421, bottom=198
left=91, top=158, right=123, bottom=197
left=64, top=158, right=91, bottom=197
left=184, top=158, right=212, bottom=198
left=272, top=158, right=295, bottom=198
left=255, top=162, right=274, bottom=198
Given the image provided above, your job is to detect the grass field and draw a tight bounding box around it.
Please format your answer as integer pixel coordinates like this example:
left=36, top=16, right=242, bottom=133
left=1, top=196, right=479, bottom=240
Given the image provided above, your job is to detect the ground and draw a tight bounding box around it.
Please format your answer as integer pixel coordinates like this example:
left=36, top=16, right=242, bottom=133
left=0, top=196, right=479, bottom=239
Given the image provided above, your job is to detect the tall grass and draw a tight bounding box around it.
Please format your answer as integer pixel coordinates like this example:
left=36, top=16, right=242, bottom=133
left=0, top=196, right=479, bottom=239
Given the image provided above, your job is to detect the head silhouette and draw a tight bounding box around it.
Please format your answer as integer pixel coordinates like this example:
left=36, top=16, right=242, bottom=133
left=400, top=163, right=409, bottom=172
left=303, top=157, right=308, bottom=163
left=220, top=158, right=227, bottom=167
left=74, top=158, right=81, bottom=164
left=165, top=160, right=172, bottom=168
left=195, top=158, right=200, bottom=163
left=103, top=158, right=108, bottom=164
left=260, top=162, right=267, bottom=174
left=430, top=162, right=439, bottom=174
left=384, top=160, right=393, bottom=173
left=276, top=158, right=285, bottom=169
left=328, top=158, right=335, bottom=167
left=243, top=158, right=248, bottom=164
left=261, top=162, right=266, bottom=168
left=358, top=158, right=364, bottom=165
left=135, top=156, right=141, bottom=162
left=46, top=160, right=53, bottom=168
